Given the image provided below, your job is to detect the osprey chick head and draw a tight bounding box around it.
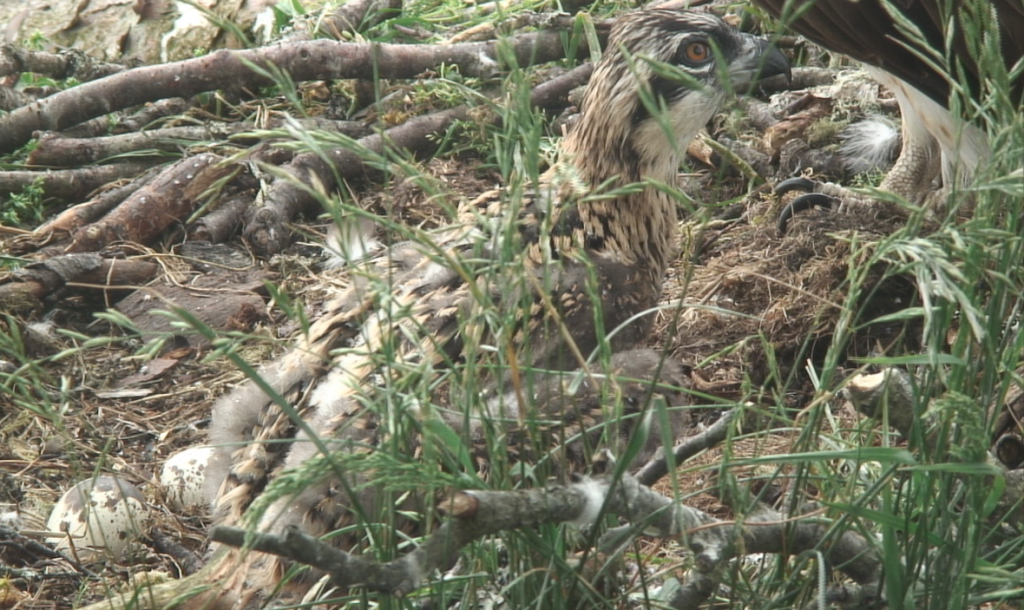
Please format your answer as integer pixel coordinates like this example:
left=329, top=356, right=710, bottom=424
left=567, top=10, right=789, bottom=182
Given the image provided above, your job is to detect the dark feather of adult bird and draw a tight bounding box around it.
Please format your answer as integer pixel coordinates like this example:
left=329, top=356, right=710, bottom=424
left=753, top=0, right=1024, bottom=230
left=197, top=7, right=790, bottom=606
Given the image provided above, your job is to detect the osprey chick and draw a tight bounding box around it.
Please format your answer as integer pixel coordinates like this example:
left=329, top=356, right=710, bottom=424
left=202, top=7, right=788, bottom=602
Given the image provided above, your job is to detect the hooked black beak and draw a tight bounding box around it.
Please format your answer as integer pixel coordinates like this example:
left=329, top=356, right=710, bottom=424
left=730, top=34, right=791, bottom=90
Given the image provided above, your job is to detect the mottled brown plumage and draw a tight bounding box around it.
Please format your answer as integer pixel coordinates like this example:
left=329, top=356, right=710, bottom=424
left=467, top=348, right=693, bottom=473
left=201, top=7, right=788, bottom=598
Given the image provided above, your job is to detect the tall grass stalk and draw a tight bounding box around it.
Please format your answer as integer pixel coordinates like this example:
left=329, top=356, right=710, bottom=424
left=739, top=1, right=1024, bottom=608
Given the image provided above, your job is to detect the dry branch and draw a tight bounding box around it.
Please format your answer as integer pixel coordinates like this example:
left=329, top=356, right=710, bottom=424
left=842, top=368, right=918, bottom=439
left=247, top=106, right=471, bottom=253
left=0, top=162, right=159, bottom=200
left=150, top=528, right=205, bottom=576
left=0, top=253, right=160, bottom=312
left=115, top=283, right=268, bottom=347
left=209, top=484, right=596, bottom=595
left=207, top=445, right=883, bottom=609
left=634, top=407, right=735, bottom=487
left=12, top=167, right=161, bottom=254
left=188, top=194, right=252, bottom=244
left=0, top=45, right=125, bottom=82
left=0, top=28, right=605, bottom=155
left=60, top=153, right=235, bottom=253
left=62, top=98, right=195, bottom=140
left=843, top=367, right=1024, bottom=528
left=25, top=119, right=372, bottom=167
left=0, top=83, right=46, bottom=111
left=27, top=126, right=250, bottom=167
left=247, top=62, right=595, bottom=253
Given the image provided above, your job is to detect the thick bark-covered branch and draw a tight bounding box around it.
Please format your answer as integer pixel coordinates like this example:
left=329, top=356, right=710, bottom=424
left=60, top=153, right=235, bottom=253
left=210, top=460, right=882, bottom=608
left=62, top=98, right=195, bottom=140
left=9, top=166, right=162, bottom=256
left=8, top=61, right=593, bottom=259
left=211, top=484, right=594, bottom=595
left=26, top=119, right=372, bottom=167
left=0, top=45, right=126, bottom=83
left=0, top=162, right=159, bottom=200
left=0, top=27, right=604, bottom=155
left=842, top=368, right=918, bottom=438
left=0, top=253, right=160, bottom=313
left=842, top=367, right=1024, bottom=528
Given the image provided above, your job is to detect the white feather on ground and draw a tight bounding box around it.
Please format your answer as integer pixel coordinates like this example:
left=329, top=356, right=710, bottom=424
left=840, top=115, right=901, bottom=175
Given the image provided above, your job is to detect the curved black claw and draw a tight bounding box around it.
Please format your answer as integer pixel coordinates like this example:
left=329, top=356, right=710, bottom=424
left=777, top=193, right=835, bottom=235
left=773, top=177, right=819, bottom=197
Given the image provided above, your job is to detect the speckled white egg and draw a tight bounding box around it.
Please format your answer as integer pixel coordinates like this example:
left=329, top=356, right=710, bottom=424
left=46, top=476, right=150, bottom=562
left=160, top=446, right=213, bottom=510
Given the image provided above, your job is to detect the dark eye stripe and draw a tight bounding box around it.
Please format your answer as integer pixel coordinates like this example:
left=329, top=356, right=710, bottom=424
left=619, top=14, right=740, bottom=126
left=631, top=50, right=713, bottom=125
left=632, top=74, right=696, bottom=125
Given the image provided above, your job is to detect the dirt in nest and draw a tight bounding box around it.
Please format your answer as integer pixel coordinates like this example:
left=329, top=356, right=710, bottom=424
left=662, top=193, right=920, bottom=403
left=0, top=71, right=932, bottom=609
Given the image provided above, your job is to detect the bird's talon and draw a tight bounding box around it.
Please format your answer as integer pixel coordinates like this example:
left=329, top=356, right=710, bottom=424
left=773, top=177, right=819, bottom=197
left=777, top=193, right=836, bottom=234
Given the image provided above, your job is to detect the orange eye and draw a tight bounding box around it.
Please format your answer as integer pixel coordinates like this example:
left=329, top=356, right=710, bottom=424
left=685, top=42, right=709, bottom=62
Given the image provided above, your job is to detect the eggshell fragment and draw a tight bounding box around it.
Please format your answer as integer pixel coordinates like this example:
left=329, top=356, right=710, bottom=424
left=45, top=476, right=150, bottom=562
left=160, top=446, right=214, bottom=510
